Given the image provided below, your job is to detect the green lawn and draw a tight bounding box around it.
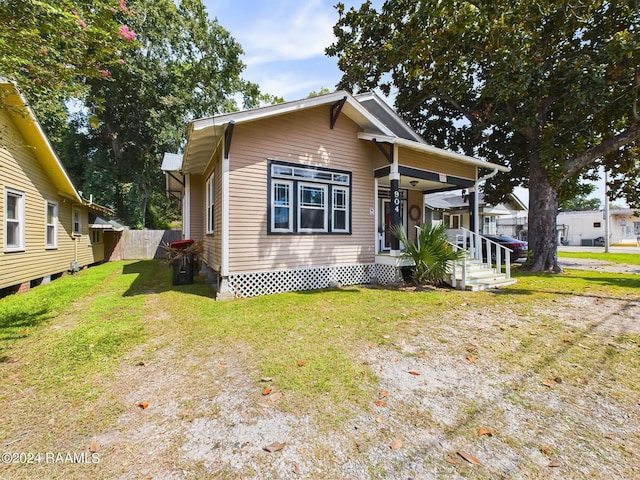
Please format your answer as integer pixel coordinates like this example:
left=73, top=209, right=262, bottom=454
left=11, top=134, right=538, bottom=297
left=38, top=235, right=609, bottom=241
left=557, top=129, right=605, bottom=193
left=558, top=250, right=640, bottom=265
left=0, top=260, right=638, bottom=478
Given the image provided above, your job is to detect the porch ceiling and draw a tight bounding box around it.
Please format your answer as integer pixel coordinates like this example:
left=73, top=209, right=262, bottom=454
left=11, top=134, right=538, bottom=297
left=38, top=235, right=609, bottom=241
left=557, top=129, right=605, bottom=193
left=377, top=176, right=455, bottom=191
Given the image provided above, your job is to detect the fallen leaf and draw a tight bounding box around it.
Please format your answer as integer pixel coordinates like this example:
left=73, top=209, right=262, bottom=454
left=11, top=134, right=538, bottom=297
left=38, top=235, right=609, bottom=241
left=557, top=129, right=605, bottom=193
left=542, top=380, right=556, bottom=388
left=260, top=377, right=273, bottom=382
left=263, top=441, right=286, bottom=453
left=262, top=388, right=272, bottom=396
left=540, top=446, right=554, bottom=456
left=135, top=361, right=148, bottom=367
left=466, top=355, right=477, bottom=363
left=548, top=460, right=561, bottom=468
left=297, top=361, right=305, bottom=367
left=17, top=329, right=27, bottom=335
left=408, top=371, right=420, bottom=376
left=378, top=390, right=389, bottom=398
left=390, top=438, right=403, bottom=450
left=375, top=416, right=383, bottom=423
left=457, top=450, right=481, bottom=465
left=477, top=428, right=494, bottom=436
left=375, top=400, right=387, bottom=407
left=138, top=401, right=149, bottom=409
left=89, top=440, right=100, bottom=453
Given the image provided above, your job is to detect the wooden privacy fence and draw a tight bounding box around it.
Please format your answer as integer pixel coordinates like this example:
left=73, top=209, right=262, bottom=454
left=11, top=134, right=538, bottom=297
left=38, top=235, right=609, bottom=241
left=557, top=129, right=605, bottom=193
left=117, top=229, right=183, bottom=260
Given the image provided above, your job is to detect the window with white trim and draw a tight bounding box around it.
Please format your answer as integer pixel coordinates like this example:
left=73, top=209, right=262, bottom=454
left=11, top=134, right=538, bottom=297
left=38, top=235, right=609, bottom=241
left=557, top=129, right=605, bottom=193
left=268, top=160, right=351, bottom=234
left=5, top=188, right=25, bottom=251
left=206, top=174, right=215, bottom=234
left=332, top=187, right=349, bottom=232
left=272, top=180, right=293, bottom=232
left=73, top=209, right=82, bottom=236
left=298, top=183, right=327, bottom=232
left=46, top=200, right=58, bottom=248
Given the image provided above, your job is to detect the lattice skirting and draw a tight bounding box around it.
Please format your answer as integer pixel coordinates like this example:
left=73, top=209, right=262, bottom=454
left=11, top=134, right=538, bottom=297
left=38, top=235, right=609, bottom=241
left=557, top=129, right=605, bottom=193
left=226, top=263, right=401, bottom=298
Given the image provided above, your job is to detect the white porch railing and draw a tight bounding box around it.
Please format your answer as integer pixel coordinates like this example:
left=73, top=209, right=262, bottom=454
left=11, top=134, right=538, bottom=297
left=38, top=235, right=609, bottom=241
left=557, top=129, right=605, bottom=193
left=447, top=227, right=511, bottom=289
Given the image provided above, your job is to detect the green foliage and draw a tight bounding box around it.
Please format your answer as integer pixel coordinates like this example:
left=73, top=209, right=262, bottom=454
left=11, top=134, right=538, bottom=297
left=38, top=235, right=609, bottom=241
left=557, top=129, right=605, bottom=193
left=328, top=1, right=640, bottom=270
left=391, top=223, right=465, bottom=286
left=0, top=0, right=139, bottom=100
left=308, top=87, right=332, bottom=97
left=49, top=0, right=272, bottom=228
left=560, top=195, right=602, bottom=212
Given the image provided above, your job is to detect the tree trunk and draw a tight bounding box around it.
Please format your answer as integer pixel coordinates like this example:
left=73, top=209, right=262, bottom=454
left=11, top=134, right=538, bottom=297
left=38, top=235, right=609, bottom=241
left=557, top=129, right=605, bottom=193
left=526, top=153, right=561, bottom=272
left=140, top=182, right=150, bottom=229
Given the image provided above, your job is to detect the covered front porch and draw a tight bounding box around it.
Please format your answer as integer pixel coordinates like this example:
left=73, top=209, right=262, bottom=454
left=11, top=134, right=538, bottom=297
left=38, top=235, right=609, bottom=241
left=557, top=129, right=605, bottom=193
left=363, top=133, right=514, bottom=289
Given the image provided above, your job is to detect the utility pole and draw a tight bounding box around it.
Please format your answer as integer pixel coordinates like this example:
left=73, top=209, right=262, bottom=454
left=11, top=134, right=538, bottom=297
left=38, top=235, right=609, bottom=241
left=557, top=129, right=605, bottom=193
left=604, top=170, right=610, bottom=253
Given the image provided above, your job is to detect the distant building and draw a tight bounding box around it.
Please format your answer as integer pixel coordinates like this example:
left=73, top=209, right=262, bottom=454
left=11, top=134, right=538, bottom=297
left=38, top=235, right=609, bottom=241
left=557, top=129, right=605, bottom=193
left=557, top=209, right=640, bottom=246
left=423, top=190, right=528, bottom=239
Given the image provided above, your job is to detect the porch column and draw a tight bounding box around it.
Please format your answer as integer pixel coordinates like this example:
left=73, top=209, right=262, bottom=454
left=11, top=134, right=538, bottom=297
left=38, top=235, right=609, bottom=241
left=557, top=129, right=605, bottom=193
left=468, top=187, right=476, bottom=233
left=390, top=171, right=401, bottom=252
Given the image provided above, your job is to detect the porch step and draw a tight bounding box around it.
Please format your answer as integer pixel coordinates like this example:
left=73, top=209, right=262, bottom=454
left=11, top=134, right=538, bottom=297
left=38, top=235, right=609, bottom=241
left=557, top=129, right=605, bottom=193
left=448, top=257, right=516, bottom=291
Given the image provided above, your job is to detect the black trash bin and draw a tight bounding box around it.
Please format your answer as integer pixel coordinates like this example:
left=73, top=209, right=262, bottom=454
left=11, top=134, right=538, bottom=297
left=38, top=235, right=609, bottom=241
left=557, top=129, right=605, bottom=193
left=170, top=240, right=195, bottom=285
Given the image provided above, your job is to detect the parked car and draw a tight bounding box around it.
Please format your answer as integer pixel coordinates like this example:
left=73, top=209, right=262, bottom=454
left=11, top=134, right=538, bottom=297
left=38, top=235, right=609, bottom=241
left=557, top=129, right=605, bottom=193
left=480, top=235, right=528, bottom=261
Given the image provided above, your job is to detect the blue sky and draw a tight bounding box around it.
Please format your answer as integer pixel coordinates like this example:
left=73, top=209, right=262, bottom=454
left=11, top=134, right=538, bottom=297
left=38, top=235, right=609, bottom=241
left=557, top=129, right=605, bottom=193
left=202, top=0, right=617, bottom=207
left=203, top=0, right=381, bottom=101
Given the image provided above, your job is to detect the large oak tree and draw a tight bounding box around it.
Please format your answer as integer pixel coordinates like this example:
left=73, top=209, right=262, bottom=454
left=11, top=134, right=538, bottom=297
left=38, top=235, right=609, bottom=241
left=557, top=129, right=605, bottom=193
left=327, top=0, right=640, bottom=271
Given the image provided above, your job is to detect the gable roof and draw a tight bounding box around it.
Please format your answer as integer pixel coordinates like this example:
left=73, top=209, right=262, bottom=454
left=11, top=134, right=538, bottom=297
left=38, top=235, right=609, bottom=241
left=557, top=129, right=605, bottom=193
left=0, top=79, right=81, bottom=203
left=182, top=90, right=395, bottom=174
left=354, top=92, right=426, bottom=143
left=178, top=90, right=510, bottom=177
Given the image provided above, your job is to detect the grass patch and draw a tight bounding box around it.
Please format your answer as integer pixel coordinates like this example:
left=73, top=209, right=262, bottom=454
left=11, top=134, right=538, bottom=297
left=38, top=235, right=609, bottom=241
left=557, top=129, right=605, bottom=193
left=558, top=251, right=640, bottom=265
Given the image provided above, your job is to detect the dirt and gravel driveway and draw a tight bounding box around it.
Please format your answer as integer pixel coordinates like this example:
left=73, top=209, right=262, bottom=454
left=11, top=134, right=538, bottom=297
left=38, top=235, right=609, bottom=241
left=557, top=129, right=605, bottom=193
left=86, top=259, right=639, bottom=480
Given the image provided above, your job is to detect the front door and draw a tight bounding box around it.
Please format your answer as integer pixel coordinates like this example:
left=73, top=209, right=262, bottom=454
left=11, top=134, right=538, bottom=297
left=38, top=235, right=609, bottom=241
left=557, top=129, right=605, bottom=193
left=381, top=199, right=393, bottom=250
left=379, top=197, right=406, bottom=251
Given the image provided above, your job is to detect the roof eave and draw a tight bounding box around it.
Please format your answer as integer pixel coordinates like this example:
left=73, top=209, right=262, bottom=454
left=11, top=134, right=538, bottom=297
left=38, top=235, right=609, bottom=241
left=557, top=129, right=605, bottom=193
left=1, top=80, right=82, bottom=202
left=357, top=132, right=511, bottom=173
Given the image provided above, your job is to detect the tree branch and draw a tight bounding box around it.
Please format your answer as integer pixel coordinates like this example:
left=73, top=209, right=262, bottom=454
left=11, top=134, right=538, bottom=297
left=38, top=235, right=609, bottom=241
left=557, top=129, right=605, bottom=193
left=561, top=122, right=640, bottom=183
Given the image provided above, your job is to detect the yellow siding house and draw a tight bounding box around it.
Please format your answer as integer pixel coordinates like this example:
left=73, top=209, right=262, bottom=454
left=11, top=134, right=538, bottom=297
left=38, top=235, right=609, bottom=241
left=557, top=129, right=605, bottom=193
left=1, top=79, right=115, bottom=294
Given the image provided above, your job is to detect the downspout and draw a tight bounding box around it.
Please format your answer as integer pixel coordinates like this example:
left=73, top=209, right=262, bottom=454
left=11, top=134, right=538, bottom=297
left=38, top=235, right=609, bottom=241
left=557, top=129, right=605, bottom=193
left=473, top=168, right=499, bottom=257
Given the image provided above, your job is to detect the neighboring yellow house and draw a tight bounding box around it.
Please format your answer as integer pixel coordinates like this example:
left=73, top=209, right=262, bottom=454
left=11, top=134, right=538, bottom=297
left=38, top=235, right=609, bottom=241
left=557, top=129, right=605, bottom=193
left=163, top=91, right=511, bottom=298
left=0, top=79, right=118, bottom=294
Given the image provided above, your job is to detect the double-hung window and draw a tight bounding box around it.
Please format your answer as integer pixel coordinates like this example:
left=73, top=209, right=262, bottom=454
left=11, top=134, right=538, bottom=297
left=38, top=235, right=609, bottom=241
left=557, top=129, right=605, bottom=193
left=332, top=187, right=349, bottom=232
left=298, top=183, right=327, bottom=232
left=5, top=188, right=25, bottom=251
left=268, top=160, right=351, bottom=234
left=73, top=209, right=82, bottom=236
left=206, top=174, right=215, bottom=234
left=272, top=180, right=293, bottom=232
left=46, top=200, right=58, bottom=248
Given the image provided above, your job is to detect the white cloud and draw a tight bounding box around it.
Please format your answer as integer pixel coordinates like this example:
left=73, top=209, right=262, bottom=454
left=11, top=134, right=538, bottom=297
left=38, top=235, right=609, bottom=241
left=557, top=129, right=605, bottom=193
left=233, top=0, right=337, bottom=66
left=205, top=0, right=385, bottom=101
